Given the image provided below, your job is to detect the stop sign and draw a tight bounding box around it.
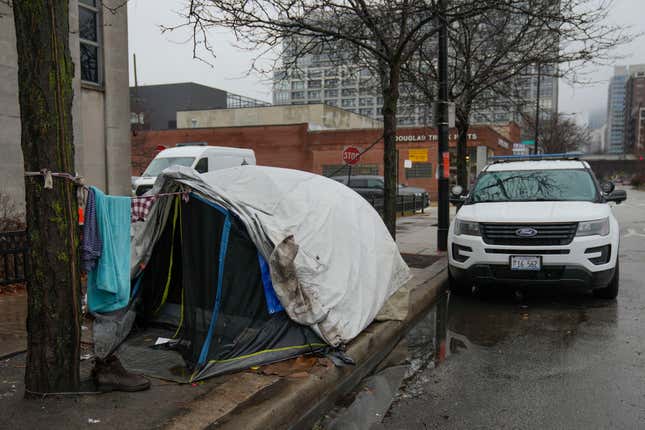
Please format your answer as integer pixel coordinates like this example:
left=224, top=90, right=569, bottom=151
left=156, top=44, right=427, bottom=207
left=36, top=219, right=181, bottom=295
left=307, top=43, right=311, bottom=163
left=342, top=146, right=361, bottom=165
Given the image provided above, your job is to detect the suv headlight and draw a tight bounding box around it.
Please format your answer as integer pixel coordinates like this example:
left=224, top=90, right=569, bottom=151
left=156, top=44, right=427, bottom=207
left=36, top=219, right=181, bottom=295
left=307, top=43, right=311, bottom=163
left=455, top=219, right=481, bottom=236
left=577, top=218, right=610, bottom=237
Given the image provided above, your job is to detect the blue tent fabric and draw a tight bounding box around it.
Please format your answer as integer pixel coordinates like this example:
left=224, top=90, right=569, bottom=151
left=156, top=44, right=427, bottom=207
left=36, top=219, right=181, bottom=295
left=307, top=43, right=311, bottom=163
left=258, top=252, right=284, bottom=314
left=87, top=186, right=132, bottom=313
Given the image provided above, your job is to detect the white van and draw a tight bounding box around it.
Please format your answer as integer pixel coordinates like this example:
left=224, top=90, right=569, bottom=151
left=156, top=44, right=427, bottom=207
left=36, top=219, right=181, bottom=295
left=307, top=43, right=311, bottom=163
left=133, top=144, right=256, bottom=196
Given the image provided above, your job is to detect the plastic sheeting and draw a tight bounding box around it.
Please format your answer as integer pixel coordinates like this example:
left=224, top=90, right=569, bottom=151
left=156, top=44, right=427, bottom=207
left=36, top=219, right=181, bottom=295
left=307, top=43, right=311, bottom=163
left=132, top=166, right=410, bottom=346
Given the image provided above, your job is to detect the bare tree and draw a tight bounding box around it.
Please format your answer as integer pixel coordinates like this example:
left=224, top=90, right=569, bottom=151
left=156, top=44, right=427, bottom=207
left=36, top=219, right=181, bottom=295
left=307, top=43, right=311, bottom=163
left=403, top=0, right=631, bottom=188
left=524, top=113, right=590, bottom=154
left=168, top=0, right=495, bottom=238
left=12, top=0, right=81, bottom=395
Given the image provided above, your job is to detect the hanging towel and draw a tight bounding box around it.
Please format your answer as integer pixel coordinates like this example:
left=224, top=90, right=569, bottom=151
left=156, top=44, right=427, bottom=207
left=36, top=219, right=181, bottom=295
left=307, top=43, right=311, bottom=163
left=80, top=188, right=102, bottom=272
left=87, top=187, right=132, bottom=313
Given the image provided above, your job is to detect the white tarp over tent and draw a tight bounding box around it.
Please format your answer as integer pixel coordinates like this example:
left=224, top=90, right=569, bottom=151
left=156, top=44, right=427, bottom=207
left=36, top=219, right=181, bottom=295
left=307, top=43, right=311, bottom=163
left=132, top=165, right=410, bottom=346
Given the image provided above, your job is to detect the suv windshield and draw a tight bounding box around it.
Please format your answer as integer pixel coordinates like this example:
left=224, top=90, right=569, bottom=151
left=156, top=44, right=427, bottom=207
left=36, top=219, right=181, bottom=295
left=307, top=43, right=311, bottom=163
left=143, top=157, right=195, bottom=177
left=471, top=169, right=598, bottom=203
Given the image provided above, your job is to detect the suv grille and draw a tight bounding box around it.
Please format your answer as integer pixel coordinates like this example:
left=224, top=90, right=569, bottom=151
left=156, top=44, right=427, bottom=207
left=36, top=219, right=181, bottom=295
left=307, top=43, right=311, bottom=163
left=481, top=223, right=578, bottom=246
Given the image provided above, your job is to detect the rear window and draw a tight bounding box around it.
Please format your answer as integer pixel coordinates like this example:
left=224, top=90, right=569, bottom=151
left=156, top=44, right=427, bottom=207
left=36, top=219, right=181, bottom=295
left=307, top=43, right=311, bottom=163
left=143, top=157, right=195, bottom=176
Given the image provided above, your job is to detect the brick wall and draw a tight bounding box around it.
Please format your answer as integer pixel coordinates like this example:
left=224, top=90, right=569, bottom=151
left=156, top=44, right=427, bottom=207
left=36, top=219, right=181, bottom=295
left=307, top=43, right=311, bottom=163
left=131, top=123, right=513, bottom=200
left=131, top=123, right=310, bottom=176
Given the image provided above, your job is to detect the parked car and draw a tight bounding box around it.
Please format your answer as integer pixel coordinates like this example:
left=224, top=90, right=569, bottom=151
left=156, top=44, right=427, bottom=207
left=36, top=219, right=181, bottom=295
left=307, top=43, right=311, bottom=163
left=330, top=175, right=429, bottom=207
left=448, top=155, right=627, bottom=299
left=133, top=145, right=256, bottom=196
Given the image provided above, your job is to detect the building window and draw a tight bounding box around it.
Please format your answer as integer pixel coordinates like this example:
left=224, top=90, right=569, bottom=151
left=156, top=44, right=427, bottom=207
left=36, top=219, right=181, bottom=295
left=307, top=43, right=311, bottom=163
left=359, top=97, right=374, bottom=106
left=341, top=99, right=356, bottom=107
left=324, top=89, right=338, bottom=98
left=191, top=118, right=198, bottom=128
left=309, top=80, right=322, bottom=89
left=326, top=100, right=338, bottom=107
left=291, top=91, right=305, bottom=99
left=291, top=81, right=305, bottom=90
left=342, top=79, right=356, bottom=87
left=325, top=79, right=339, bottom=88
left=405, top=162, right=433, bottom=179
left=359, top=108, right=374, bottom=117
left=323, top=164, right=379, bottom=177
left=79, top=0, right=101, bottom=84
left=167, top=120, right=176, bottom=129
left=308, top=90, right=321, bottom=99
left=324, top=68, right=338, bottom=77
left=307, top=69, right=322, bottom=78
left=342, top=88, right=357, bottom=97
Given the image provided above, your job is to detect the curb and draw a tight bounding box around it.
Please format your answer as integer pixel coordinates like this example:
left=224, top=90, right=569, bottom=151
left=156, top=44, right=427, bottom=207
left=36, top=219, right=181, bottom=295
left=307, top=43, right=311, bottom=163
left=199, top=262, right=448, bottom=430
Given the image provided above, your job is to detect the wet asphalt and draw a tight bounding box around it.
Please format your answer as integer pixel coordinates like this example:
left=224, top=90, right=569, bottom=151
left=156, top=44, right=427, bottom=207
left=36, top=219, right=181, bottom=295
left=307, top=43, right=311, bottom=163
left=381, top=187, right=645, bottom=430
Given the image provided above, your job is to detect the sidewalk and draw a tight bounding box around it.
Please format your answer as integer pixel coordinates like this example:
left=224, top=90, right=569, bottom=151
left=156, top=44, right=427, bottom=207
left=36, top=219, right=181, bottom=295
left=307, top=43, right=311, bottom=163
left=0, top=212, right=448, bottom=429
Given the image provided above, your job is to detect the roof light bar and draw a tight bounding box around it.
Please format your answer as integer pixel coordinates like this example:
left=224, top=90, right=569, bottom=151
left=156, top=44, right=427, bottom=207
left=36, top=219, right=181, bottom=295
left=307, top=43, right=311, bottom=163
left=490, top=152, right=584, bottom=162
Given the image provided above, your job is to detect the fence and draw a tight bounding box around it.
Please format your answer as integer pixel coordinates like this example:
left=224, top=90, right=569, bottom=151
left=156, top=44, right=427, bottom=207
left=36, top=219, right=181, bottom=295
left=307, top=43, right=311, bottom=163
left=0, top=231, right=29, bottom=286
left=368, top=194, right=427, bottom=217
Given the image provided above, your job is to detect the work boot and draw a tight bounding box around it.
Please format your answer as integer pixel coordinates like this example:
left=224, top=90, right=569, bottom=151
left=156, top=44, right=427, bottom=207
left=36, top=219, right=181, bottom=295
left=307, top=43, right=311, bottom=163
left=92, top=355, right=151, bottom=392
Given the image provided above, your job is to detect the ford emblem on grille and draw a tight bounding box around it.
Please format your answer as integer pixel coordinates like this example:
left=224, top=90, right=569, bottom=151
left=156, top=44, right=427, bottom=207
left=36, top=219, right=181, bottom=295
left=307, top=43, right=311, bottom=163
left=515, top=227, right=538, bottom=237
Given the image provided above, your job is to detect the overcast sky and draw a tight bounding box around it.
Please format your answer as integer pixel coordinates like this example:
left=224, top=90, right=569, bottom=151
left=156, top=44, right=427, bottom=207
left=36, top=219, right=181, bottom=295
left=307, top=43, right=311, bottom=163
left=127, top=0, right=645, bottom=123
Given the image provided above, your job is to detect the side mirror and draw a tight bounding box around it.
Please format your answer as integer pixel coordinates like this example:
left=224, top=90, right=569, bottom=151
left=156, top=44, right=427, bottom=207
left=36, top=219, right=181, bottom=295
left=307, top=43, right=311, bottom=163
left=449, top=185, right=467, bottom=207
left=600, top=181, right=615, bottom=194
left=606, top=189, right=627, bottom=204
left=451, top=185, right=464, bottom=197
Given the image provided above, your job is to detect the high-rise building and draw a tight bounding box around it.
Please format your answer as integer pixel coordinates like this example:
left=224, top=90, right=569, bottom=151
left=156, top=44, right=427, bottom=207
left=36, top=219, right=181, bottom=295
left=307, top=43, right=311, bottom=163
left=624, top=65, right=645, bottom=154
left=606, top=66, right=628, bottom=154
left=272, top=55, right=557, bottom=130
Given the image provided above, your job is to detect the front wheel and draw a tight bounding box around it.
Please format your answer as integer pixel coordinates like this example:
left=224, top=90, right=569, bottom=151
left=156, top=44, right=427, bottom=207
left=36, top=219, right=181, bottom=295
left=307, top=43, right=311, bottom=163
left=449, top=268, right=472, bottom=296
left=593, top=259, right=620, bottom=299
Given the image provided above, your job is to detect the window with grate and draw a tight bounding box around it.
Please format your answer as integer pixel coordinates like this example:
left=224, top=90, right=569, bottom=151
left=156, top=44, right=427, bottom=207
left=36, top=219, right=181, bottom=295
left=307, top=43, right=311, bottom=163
left=322, top=164, right=379, bottom=177
left=405, top=162, right=433, bottom=178
left=79, top=0, right=101, bottom=84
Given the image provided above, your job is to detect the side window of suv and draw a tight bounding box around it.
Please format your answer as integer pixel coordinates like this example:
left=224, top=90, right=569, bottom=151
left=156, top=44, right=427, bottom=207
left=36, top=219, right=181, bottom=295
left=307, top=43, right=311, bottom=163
left=367, top=179, right=384, bottom=189
left=195, top=158, right=208, bottom=173
left=349, top=179, right=368, bottom=188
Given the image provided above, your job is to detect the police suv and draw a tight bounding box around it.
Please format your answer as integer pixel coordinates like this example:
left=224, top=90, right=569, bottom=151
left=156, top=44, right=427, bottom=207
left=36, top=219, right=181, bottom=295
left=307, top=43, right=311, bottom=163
left=448, top=154, right=627, bottom=299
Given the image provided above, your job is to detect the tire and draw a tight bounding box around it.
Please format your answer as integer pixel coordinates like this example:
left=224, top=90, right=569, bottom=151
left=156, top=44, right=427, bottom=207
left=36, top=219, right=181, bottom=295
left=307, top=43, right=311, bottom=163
left=593, top=258, right=620, bottom=299
left=449, top=268, right=472, bottom=296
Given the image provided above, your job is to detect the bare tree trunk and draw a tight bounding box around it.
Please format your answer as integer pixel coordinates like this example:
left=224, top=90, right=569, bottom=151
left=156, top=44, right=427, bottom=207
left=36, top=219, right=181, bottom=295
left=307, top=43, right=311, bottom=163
left=381, top=63, right=400, bottom=239
left=13, top=0, right=81, bottom=396
left=455, top=118, right=470, bottom=189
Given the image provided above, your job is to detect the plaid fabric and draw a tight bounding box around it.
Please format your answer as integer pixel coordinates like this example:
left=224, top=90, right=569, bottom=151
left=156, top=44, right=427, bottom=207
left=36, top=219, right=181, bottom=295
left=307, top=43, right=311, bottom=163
left=131, top=196, right=156, bottom=222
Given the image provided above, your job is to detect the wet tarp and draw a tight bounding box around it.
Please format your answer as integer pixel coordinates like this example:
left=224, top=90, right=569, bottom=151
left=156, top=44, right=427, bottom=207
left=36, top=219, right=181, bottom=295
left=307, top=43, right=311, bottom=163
left=133, top=166, right=411, bottom=347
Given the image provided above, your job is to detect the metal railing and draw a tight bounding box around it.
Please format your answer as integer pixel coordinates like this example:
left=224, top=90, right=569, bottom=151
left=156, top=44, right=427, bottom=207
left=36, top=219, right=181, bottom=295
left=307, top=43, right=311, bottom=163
left=368, top=194, right=427, bottom=217
left=0, top=231, right=29, bottom=286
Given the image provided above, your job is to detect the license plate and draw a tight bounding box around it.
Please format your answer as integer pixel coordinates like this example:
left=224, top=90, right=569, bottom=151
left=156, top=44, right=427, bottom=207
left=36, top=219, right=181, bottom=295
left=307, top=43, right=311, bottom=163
left=510, top=256, right=541, bottom=271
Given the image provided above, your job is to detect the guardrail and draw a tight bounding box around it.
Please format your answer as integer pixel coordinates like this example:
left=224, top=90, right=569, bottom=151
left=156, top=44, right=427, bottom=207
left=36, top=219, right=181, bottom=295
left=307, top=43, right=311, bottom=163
left=0, top=231, right=29, bottom=286
left=368, top=194, right=427, bottom=217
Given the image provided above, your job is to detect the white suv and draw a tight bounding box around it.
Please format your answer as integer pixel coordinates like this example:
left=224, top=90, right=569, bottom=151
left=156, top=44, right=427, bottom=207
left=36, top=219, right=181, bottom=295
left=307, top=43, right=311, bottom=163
left=448, top=157, right=627, bottom=299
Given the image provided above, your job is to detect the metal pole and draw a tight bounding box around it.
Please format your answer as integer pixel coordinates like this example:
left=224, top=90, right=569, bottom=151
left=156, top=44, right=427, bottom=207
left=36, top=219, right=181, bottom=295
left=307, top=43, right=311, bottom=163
left=437, top=0, right=450, bottom=252
left=534, top=64, right=541, bottom=154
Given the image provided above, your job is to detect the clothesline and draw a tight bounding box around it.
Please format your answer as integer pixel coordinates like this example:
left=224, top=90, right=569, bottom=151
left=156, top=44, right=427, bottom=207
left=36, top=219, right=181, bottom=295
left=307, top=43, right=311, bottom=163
left=24, top=169, right=190, bottom=200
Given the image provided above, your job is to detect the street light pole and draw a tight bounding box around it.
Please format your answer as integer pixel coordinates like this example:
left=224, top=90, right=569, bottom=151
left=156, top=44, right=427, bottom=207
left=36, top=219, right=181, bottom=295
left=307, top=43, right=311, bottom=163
left=437, top=0, right=449, bottom=251
left=534, top=63, right=541, bottom=154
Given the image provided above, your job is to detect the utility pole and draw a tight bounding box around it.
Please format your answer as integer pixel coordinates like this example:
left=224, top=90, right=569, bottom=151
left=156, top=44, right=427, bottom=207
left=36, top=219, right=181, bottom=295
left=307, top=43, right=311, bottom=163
left=534, top=64, right=541, bottom=154
left=437, top=0, right=449, bottom=252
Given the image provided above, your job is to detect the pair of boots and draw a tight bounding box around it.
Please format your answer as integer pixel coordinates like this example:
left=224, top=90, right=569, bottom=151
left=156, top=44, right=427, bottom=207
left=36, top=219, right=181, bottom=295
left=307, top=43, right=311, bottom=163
left=92, top=355, right=151, bottom=392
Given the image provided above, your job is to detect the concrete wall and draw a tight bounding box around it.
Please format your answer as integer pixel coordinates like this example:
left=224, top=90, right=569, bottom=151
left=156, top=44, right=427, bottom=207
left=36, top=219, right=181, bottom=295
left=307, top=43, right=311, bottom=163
left=0, top=0, right=131, bottom=214
left=176, top=104, right=382, bottom=130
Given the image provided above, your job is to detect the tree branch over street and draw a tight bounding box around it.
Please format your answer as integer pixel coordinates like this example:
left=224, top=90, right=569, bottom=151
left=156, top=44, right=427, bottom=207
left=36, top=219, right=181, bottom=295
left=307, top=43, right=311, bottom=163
left=166, top=0, right=497, bottom=238
left=403, top=0, right=632, bottom=187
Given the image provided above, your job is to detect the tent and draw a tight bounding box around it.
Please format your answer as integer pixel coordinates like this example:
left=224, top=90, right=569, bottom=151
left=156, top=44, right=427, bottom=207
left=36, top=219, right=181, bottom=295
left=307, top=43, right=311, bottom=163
left=118, top=166, right=410, bottom=381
